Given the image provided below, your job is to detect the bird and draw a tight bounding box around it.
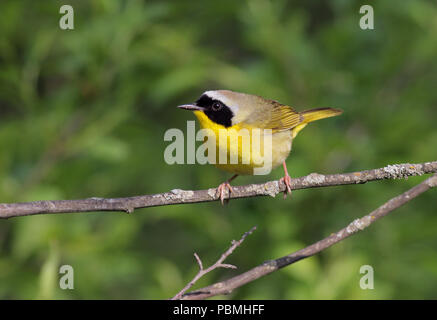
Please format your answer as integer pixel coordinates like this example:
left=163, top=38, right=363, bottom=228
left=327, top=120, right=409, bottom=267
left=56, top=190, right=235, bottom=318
left=178, top=90, right=342, bottom=204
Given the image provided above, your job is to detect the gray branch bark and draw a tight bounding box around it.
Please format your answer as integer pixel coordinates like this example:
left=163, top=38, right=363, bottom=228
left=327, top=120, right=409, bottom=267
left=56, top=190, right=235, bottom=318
left=180, top=173, right=437, bottom=299
left=0, top=161, right=436, bottom=219
left=171, top=226, right=257, bottom=300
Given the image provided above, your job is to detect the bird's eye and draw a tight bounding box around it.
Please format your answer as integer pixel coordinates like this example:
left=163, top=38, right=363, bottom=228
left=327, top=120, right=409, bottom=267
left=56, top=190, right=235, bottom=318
left=211, top=102, right=222, bottom=111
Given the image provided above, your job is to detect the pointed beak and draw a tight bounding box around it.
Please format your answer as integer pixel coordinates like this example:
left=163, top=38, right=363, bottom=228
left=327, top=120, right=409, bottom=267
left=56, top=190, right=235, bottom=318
left=177, top=104, right=204, bottom=111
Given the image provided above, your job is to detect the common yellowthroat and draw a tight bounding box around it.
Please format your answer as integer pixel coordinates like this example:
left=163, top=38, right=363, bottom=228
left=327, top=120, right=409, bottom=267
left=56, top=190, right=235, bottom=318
left=178, top=90, right=342, bottom=204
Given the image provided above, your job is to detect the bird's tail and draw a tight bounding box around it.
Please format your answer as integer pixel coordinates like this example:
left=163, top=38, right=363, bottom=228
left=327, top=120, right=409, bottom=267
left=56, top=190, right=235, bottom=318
left=300, top=107, right=343, bottom=123
left=292, top=107, right=343, bottom=138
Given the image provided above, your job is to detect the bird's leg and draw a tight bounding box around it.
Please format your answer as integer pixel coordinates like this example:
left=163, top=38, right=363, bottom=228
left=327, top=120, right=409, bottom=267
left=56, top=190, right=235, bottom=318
left=279, top=161, right=292, bottom=199
left=216, top=174, right=238, bottom=205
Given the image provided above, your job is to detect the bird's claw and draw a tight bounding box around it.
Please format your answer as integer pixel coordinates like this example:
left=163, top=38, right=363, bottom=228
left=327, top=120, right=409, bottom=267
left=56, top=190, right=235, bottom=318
left=279, top=175, right=292, bottom=199
left=216, top=182, right=234, bottom=205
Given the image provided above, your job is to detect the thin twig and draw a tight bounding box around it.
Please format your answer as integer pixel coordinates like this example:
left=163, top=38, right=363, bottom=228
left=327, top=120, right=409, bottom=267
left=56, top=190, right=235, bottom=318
left=1, top=161, right=436, bottom=219
left=179, top=173, right=437, bottom=299
left=171, top=226, right=257, bottom=300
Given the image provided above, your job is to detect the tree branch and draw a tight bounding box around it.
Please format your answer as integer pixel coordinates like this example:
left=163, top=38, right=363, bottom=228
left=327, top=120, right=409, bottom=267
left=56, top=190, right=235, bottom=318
left=171, top=226, right=256, bottom=300
left=179, top=173, right=437, bottom=299
left=0, top=161, right=436, bottom=219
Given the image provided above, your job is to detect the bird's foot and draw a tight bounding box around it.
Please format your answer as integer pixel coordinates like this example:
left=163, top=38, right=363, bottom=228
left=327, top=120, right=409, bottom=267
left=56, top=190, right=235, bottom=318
left=279, top=174, right=292, bottom=199
left=216, top=181, right=234, bottom=205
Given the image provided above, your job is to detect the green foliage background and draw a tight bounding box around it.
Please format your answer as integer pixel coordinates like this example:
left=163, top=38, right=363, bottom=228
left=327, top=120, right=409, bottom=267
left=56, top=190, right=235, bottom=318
left=0, top=0, right=436, bottom=299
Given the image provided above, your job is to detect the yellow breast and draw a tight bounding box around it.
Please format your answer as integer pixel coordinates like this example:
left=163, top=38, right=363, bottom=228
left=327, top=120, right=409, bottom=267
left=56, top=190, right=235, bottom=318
left=193, top=111, right=292, bottom=175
